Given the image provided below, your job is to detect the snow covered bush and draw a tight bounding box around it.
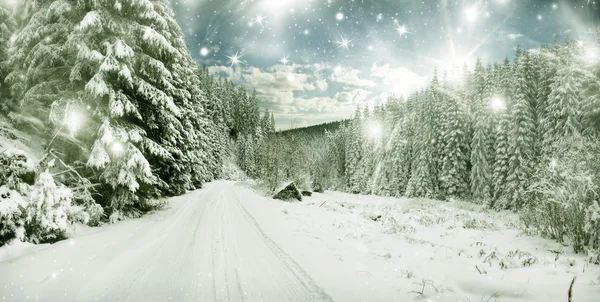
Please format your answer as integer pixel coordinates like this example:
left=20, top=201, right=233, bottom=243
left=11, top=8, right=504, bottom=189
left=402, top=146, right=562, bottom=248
left=0, top=186, right=26, bottom=246
left=0, top=148, right=35, bottom=192
left=525, top=136, right=600, bottom=254
left=23, top=171, right=72, bottom=244
left=0, top=149, right=35, bottom=245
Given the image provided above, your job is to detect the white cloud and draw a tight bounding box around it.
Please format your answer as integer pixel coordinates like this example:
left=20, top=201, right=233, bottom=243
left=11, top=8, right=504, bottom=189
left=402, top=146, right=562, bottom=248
left=315, top=79, right=328, bottom=91
left=330, top=66, right=376, bottom=88
left=335, top=88, right=372, bottom=104
left=209, top=64, right=317, bottom=105
left=370, top=63, right=426, bottom=97
left=208, top=62, right=424, bottom=129
left=507, top=33, right=524, bottom=40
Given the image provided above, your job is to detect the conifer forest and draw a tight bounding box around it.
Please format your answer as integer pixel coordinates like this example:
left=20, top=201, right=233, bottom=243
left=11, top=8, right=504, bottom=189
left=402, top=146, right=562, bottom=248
left=1, top=1, right=600, bottom=301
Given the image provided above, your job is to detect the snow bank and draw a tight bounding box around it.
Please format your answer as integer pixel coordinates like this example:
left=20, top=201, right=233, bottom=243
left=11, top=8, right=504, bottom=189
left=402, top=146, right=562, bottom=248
left=239, top=185, right=600, bottom=302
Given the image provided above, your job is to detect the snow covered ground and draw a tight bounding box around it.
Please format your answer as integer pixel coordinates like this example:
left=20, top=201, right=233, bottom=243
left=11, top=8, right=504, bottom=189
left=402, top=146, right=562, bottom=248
left=1, top=181, right=600, bottom=302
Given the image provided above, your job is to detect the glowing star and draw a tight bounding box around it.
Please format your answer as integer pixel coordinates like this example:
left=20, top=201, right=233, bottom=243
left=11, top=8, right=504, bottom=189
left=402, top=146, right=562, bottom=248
left=396, top=24, right=408, bottom=37
left=251, top=14, right=266, bottom=28
left=552, top=3, right=558, bottom=10
left=336, top=12, right=344, bottom=21
left=464, top=6, right=478, bottom=23
left=65, top=111, right=85, bottom=134
left=337, top=37, right=352, bottom=50
left=489, top=96, right=506, bottom=112
left=537, top=15, right=543, bottom=20
left=549, top=158, right=558, bottom=169
left=584, top=47, right=599, bottom=64
left=577, top=39, right=585, bottom=47
left=280, top=54, right=290, bottom=65
left=367, top=121, right=382, bottom=139
left=111, top=142, right=124, bottom=154
left=227, top=52, right=243, bottom=66
left=200, top=47, right=209, bottom=56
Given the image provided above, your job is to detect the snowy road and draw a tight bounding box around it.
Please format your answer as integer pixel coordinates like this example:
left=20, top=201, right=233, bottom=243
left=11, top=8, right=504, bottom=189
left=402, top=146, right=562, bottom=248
left=0, top=181, right=333, bottom=302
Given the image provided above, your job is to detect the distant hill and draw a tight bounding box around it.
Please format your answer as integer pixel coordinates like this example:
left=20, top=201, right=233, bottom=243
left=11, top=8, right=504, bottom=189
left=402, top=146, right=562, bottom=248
left=279, top=120, right=350, bottom=137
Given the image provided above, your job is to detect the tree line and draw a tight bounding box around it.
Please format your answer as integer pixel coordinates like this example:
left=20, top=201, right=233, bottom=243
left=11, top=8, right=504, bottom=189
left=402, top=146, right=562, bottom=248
left=247, top=30, right=600, bottom=257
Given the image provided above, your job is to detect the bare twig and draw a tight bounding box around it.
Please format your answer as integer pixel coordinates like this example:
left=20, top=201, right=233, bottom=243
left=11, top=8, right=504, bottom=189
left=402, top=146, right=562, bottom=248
left=319, top=200, right=327, bottom=207
left=481, top=292, right=499, bottom=302
left=568, top=276, right=576, bottom=302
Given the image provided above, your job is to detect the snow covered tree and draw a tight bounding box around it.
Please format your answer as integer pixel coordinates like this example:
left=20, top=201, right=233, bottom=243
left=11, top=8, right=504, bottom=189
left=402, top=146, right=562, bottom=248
left=24, top=170, right=72, bottom=244
left=583, top=26, right=600, bottom=136
left=3, top=0, right=226, bottom=216
left=469, top=59, right=493, bottom=203
left=0, top=3, right=16, bottom=114
left=491, top=58, right=513, bottom=206
left=405, top=90, right=436, bottom=198
left=438, top=88, right=469, bottom=199
left=346, top=107, right=363, bottom=193
left=543, top=44, right=585, bottom=150
left=505, top=52, right=537, bottom=209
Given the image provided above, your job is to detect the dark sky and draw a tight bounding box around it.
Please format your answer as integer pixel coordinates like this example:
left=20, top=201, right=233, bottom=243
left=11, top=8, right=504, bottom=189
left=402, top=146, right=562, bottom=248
left=171, top=0, right=600, bottom=129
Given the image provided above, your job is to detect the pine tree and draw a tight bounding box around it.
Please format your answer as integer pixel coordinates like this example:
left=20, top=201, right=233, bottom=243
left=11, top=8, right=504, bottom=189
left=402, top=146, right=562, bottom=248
left=438, top=88, right=469, bottom=199
left=491, top=58, right=513, bottom=206
left=505, top=52, right=537, bottom=209
left=0, top=4, right=16, bottom=114
left=6, top=0, right=224, bottom=214
left=469, top=58, right=493, bottom=203
left=544, top=44, right=586, bottom=148
left=583, top=26, right=600, bottom=136
left=406, top=90, right=436, bottom=198
left=346, top=107, right=363, bottom=194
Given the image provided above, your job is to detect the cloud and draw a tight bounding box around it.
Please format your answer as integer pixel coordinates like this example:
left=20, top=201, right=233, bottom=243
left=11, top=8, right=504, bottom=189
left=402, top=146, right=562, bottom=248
left=335, top=88, right=372, bottom=104
left=507, top=33, right=524, bottom=40
left=209, top=64, right=317, bottom=105
left=329, top=66, right=376, bottom=88
left=207, top=63, right=421, bottom=129
left=370, top=63, right=427, bottom=97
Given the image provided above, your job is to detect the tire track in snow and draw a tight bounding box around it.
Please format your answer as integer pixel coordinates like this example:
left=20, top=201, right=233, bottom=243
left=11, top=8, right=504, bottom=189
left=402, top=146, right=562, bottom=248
left=0, top=181, right=333, bottom=302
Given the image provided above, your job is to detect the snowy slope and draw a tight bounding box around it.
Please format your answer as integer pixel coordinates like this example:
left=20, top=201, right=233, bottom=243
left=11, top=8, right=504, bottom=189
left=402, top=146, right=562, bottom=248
left=1, top=181, right=600, bottom=302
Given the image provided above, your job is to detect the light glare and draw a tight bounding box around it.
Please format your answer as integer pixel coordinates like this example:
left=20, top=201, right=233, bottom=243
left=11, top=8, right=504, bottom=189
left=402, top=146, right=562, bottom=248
left=489, top=96, right=506, bottom=112
left=464, top=6, right=478, bottom=23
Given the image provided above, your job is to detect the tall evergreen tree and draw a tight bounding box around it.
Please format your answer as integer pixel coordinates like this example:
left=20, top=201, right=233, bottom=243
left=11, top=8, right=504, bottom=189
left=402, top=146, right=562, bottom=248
left=505, top=52, right=537, bottom=209
left=438, top=88, right=469, bottom=199
left=491, top=58, right=513, bottom=206
left=0, top=4, right=16, bottom=114
left=469, top=58, right=493, bottom=203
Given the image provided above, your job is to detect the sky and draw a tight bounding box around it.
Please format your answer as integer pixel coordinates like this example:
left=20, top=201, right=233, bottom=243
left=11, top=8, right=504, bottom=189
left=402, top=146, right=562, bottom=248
left=171, top=0, right=600, bottom=129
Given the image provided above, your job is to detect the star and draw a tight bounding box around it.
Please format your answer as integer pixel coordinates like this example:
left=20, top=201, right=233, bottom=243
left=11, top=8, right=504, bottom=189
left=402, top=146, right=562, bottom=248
left=227, top=51, right=243, bottom=66
left=338, top=37, right=352, bottom=51
left=396, top=23, right=408, bottom=37
left=280, top=54, right=290, bottom=65
left=251, top=14, right=266, bottom=28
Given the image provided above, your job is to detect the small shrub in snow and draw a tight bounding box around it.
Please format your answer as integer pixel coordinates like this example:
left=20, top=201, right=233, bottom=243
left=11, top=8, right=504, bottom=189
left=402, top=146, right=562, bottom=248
left=23, top=171, right=72, bottom=244
left=526, top=136, right=600, bottom=254
left=0, top=148, right=35, bottom=192
left=0, top=186, right=26, bottom=245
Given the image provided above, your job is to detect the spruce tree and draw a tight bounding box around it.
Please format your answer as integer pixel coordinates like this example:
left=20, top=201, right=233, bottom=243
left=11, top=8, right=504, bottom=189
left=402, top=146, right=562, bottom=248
left=469, top=58, right=493, bottom=203
left=505, top=52, right=537, bottom=209
left=544, top=44, right=585, bottom=148
left=491, top=58, right=513, bottom=206
left=346, top=107, right=363, bottom=194
left=438, top=89, right=469, bottom=199
left=0, top=4, right=16, bottom=114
